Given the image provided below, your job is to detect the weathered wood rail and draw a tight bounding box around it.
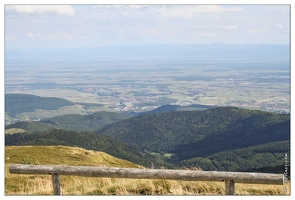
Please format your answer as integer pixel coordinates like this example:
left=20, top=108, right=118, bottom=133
left=9, top=164, right=285, bottom=195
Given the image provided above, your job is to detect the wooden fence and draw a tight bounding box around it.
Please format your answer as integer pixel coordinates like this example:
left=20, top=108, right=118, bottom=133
left=9, top=164, right=285, bottom=195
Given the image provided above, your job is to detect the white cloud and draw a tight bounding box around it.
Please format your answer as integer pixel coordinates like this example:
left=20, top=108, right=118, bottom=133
left=90, top=5, right=243, bottom=19
left=4, top=4, right=290, bottom=47
left=7, top=5, right=75, bottom=15
left=156, top=5, right=243, bottom=18
left=245, top=28, right=270, bottom=34
left=44, top=33, right=56, bottom=40
left=225, top=7, right=244, bottom=12
left=222, top=25, right=237, bottom=30
left=93, top=5, right=145, bottom=9
left=42, top=32, right=83, bottom=40
left=275, top=23, right=283, bottom=29
left=201, top=32, right=215, bottom=37
left=58, top=32, right=74, bottom=40
left=5, top=35, right=16, bottom=41
left=26, top=32, right=40, bottom=38
left=202, top=5, right=223, bottom=12
left=26, top=33, right=34, bottom=38
left=92, top=5, right=113, bottom=9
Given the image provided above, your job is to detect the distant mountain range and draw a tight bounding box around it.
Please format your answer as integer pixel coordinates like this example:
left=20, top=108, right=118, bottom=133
left=6, top=43, right=290, bottom=63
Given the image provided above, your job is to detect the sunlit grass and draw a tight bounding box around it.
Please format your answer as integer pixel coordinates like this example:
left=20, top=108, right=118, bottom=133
left=5, top=146, right=290, bottom=195
left=5, top=128, right=27, bottom=134
left=5, top=173, right=290, bottom=195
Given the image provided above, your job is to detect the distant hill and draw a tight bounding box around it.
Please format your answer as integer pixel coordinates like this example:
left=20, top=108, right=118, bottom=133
left=5, top=93, right=82, bottom=123
left=137, top=104, right=215, bottom=115
left=97, top=107, right=289, bottom=153
left=5, top=94, right=75, bottom=118
left=5, top=129, right=173, bottom=168
left=96, top=107, right=289, bottom=171
left=6, top=121, right=58, bottom=133
left=6, top=111, right=131, bottom=132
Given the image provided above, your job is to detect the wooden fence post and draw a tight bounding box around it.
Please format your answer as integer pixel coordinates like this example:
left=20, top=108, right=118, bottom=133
left=9, top=164, right=284, bottom=195
left=225, top=180, right=235, bottom=195
left=51, top=173, right=62, bottom=195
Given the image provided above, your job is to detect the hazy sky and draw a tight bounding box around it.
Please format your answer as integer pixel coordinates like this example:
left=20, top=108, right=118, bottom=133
left=4, top=4, right=291, bottom=49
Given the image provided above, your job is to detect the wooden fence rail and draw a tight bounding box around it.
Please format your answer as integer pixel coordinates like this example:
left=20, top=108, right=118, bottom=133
left=9, top=164, right=285, bottom=195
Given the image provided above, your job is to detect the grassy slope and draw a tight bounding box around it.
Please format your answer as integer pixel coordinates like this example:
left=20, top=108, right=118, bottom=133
left=5, top=129, right=173, bottom=169
left=5, top=146, right=140, bottom=195
left=5, top=146, right=141, bottom=167
left=5, top=128, right=27, bottom=134
left=5, top=146, right=289, bottom=195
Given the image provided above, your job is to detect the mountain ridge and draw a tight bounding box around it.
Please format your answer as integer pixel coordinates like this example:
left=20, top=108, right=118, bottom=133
left=6, top=111, right=132, bottom=132
left=5, top=93, right=75, bottom=119
left=96, top=107, right=289, bottom=153
left=5, top=106, right=290, bottom=172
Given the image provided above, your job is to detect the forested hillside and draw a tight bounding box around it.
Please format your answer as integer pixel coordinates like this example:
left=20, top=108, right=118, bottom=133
left=137, top=104, right=215, bottom=115
left=5, top=107, right=290, bottom=172
left=177, top=140, right=289, bottom=173
left=5, top=94, right=75, bottom=118
left=6, top=111, right=131, bottom=132
left=96, top=107, right=289, bottom=172
left=97, top=107, right=289, bottom=153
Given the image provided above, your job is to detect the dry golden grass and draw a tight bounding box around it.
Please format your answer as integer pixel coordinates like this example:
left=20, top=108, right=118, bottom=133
left=5, top=146, right=290, bottom=195
left=5, top=128, right=27, bottom=134
left=5, top=174, right=290, bottom=195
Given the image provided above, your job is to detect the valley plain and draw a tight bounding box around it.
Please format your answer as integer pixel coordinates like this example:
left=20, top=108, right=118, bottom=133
left=5, top=59, right=290, bottom=122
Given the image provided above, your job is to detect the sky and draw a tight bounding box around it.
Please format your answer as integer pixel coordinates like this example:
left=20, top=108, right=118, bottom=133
left=4, top=3, right=291, bottom=50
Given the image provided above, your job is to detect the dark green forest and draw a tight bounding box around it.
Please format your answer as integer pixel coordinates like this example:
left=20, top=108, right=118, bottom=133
left=178, top=140, right=289, bottom=172
left=5, top=107, right=290, bottom=173
left=6, top=111, right=131, bottom=132
left=5, top=94, right=75, bottom=118
left=137, top=104, right=215, bottom=115
left=97, top=107, right=289, bottom=153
